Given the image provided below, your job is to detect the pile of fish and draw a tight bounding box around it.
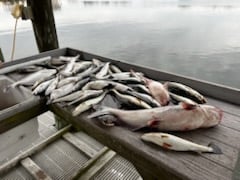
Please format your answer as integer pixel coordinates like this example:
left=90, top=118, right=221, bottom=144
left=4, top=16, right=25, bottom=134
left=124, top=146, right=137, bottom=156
left=5, top=54, right=223, bottom=154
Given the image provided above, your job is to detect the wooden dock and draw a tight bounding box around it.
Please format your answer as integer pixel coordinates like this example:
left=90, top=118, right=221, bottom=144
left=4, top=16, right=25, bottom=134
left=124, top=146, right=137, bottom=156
left=0, top=48, right=239, bottom=179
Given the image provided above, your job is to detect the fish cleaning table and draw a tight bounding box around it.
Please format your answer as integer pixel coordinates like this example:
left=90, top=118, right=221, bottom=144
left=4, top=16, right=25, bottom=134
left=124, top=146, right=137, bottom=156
left=1, top=48, right=240, bottom=179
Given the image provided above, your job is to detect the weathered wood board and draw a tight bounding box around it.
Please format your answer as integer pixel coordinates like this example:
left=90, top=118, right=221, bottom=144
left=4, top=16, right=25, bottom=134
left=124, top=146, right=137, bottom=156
left=1, top=48, right=239, bottom=179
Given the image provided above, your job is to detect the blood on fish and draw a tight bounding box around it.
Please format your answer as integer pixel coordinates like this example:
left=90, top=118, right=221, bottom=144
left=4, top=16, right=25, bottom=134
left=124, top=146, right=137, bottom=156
left=163, top=143, right=172, bottom=149
left=181, top=102, right=197, bottom=110
left=147, top=117, right=160, bottom=128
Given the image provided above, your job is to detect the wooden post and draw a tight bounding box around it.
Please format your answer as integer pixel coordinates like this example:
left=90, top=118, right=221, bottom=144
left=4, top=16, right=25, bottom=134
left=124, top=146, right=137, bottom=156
left=26, top=0, right=59, bottom=52
left=0, top=48, right=4, bottom=62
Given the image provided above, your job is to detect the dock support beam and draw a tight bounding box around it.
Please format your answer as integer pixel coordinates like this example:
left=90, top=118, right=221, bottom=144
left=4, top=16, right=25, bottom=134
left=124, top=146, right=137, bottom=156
left=26, top=0, right=59, bottom=52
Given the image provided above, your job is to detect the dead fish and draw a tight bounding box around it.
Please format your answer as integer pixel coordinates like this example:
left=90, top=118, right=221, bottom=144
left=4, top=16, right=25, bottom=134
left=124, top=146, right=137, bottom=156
left=50, top=77, right=90, bottom=102
left=110, top=81, right=134, bottom=93
left=67, top=90, right=104, bottom=106
left=45, top=75, right=60, bottom=96
left=128, top=84, right=151, bottom=95
left=130, top=70, right=170, bottom=106
left=16, top=65, right=44, bottom=73
left=82, top=80, right=111, bottom=90
left=77, top=65, right=103, bottom=80
left=110, top=64, right=122, bottom=73
left=32, top=78, right=54, bottom=95
left=72, top=61, right=92, bottom=75
left=0, top=56, right=51, bottom=75
left=164, top=82, right=207, bottom=104
left=169, top=92, right=197, bottom=105
left=57, top=76, right=82, bottom=88
left=141, top=133, right=222, bottom=154
left=72, top=91, right=107, bottom=116
left=125, top=90, right=160, bottom=107
left=60, top=54, right=80, bottom=76
left=111, top=89, right=152, bottom=109
left=110, top=72, right=143, bottom=80
left=92, top=58, right=103, bottom=67
left=95, top=62, right=110, bottom=79
left=9, top=69, right=57, bottom=89
left=51, top=89, right=102, bottom=104
left=49, top=82, right=76, bottom=101
left=31, top=74, right=56, bottom=91
left=88, top=102, right=223, bottom=131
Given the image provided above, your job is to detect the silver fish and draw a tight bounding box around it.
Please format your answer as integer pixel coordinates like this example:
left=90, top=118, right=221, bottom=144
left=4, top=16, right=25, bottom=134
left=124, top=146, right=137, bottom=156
left=0, top=56, right=51, bottom=75
left=51, top=90, right=85, bottom=104
left=60, top=54, right=80, bottom=76
left=169, top=92, right=197, bottom=105
left=111, top=89, right=152, bottom=109
left=82, top=80, right=111, bottom=90
left=77, top=65, right=103, bottom=80
left=95, top=62, right=110, bottom=79
left=164, top=82, right=207, bottom=104
left=110, top=64, right=122, bottom=73
left=9, top=69, right=57, bottom=88
left=49, top=82, right=76, bottom=101
left=125, top=90, right=160, bottom=107
left=57, top=76, right=82, bottom=88
left=92, top=58, right=103, bottom=67
left=88, top=103, right=223, bottom=131
left=141, top=133, right=222, bottom=154
left=45, top=75, right=60, bottom=96
left=72, top=91, right=107, bottom=116
left=17, top=65, right=44, bottom=73
left=31, top=74, right=56, bottom=91
left=32, top=78, right=54, bottom=95
left=72, top=61, right=92, bottom=75
left=67, top=90, right=104, bottom=106
left=128, top=84, right=151, bottom=95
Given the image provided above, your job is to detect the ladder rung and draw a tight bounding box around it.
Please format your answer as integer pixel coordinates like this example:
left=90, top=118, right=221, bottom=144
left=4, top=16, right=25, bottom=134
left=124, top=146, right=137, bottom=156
left=21, top=157, right=52, bottom=180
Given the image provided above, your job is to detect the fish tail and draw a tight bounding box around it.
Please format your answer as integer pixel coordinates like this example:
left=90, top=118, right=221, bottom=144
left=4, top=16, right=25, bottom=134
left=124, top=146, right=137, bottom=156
left=88, top=106, right=113, bottom=119
left=208, top=142, right=222, bottom=154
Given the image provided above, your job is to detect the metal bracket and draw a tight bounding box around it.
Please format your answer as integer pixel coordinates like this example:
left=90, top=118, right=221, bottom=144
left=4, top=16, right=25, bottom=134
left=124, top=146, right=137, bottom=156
left=21, top=6, right=33, bottom=20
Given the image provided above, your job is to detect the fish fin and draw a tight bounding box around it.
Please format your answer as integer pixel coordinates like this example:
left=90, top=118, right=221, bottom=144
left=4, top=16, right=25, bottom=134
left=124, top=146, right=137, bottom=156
left=208, top=142, right=222, bottom=154
left=163, top=82, right=169, bottom=89
left=131, top=125, right=149, bottom=132
left=88, top=106, right=112, bottom=119
left=180, top=102, right=197, bottom=110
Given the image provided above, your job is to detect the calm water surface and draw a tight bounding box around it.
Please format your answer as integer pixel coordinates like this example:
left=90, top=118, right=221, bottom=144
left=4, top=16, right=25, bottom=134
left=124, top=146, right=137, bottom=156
left=1, top=0, right=240, bottom=88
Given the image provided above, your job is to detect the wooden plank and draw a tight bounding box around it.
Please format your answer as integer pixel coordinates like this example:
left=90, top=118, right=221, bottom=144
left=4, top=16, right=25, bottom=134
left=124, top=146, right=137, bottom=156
left=0, top=125, right=71, bottom=175
left=207, top=97, right=240, bottom=117
left=174, top=131, right=239, bottom=170
left=50, top=105, right=234, bottom=180
left=0, top=56, right=51, bottom=75
left=21, top=157, right=52, bottom=180
left=77, top=150, right=116, bottom=180
left=0, top=97, right=47, bottom=134
left=71, top=147, right=110, bottom=179
left=0, top=48, right=4, bottom=62
left=63, top=132, right=98, bottom=158
left=219, top=113, right=240, bottom=130
left=0, top=48, right=66, bottom=69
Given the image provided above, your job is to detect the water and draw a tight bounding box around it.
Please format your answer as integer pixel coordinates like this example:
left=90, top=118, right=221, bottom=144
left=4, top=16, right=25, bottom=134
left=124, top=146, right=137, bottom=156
left=0, top=0, right=240, bottom=88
